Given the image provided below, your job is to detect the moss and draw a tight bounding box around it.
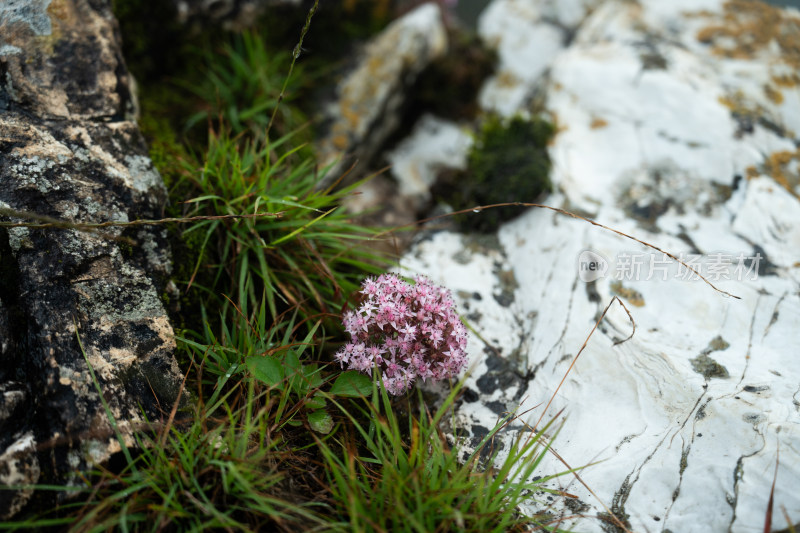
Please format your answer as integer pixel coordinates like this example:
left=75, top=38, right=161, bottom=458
left=433, top=115, right=554, bottom=233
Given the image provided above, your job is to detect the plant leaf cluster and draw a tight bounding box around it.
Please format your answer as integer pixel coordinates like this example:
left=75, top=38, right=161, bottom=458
left=317, top=378, right=572, bottom=532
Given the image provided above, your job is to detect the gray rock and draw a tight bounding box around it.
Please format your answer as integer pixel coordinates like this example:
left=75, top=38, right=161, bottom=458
left=0, top=432, right=39, bottom=520
left=0, top=0, right=182, bottom=518
left=317, top=3, right=448, bottom=183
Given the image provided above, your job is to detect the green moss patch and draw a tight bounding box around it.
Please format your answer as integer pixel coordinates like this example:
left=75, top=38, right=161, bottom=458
left=433, top=114, right=554, bottom=233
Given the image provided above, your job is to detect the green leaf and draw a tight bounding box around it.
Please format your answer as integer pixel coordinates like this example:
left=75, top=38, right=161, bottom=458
left=303, top=363, right=324, bottom=390
left=308, top=409, right=334, bottom=434
left=306, top=392, right=326, bottom=410
left=284, top=350, right=301, bottom=374
left=329, top=371, right=373, bottom=397
left=246, top=356, right=284, bottom=388
left=284, top=351, right=305, bottom=395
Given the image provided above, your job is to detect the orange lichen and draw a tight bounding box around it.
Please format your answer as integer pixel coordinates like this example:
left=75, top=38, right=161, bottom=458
left=747, top=149, right=800, bottom=199
left=610, top=281, right=645, bottom=307
left=339, top=103, right=361, bottom=130
left=772, top=73, right=800, bottom=88
left=331, top=133, right=349, bottom=150
left=763, top=84, right=784, bottom=104
left=718, top=90, right=766, bottom=120
left=694, top=0, right=800, bottom=79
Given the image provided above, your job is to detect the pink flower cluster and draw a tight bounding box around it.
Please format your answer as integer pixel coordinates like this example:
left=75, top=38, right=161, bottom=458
left=335, top=274, right=468, bottom=395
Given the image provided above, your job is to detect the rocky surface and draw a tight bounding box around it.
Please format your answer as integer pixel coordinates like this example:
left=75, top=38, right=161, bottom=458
left=0, top=0, right=182, bottom=518
left=382, top=0, right=800, bottom=531
left=317, top=3, right=448, bottom=184
left=387, top=113, right=473, bottom=204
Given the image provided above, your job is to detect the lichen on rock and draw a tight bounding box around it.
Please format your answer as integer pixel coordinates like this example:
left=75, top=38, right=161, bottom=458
left=0, top=0, right=183, bottom=518
left=316, top=3, right=448, bottom=183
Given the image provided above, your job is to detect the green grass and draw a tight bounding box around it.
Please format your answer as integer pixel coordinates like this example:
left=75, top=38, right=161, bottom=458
left=317, top=379, right=571, bottom=533
left=175, top=126, right=388, bottom=322
left=1, top=315, right=327, bottom=532
left=181, top=30, right=309, bottom=141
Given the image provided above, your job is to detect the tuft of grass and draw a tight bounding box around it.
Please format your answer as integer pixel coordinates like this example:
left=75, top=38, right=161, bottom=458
left=316, top=378, right=573, bottom=533
left=182, top=30, right=310, bottom=141
left=175, top=126, right=389, bottom=323
left=58, top=397, right=324, bottom=532
left=178, top=291, right=370, bottom=436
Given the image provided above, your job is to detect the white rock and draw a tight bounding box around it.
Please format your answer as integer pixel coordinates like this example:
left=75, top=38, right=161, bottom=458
left=387, top=114, right=473, bottom=200
left=477, top=1, right=564, bottom=116
left=397, top=0, right=800, bottom=531
left=477, top=0, right=604, bottom=116
left=732, top=176, right=800, bottom=270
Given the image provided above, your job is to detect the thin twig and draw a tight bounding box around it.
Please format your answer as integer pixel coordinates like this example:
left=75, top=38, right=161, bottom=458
left=764, top=443, right=780, bottom=533
left=265, top=0, right=319, bottom=140
left=0, top=206, right=282, bottom=230
left=547, top=445, right=633, bottom=533
left=372, top=201, right=742, bottom=299
left=158, top=350, right=197, bottom=449
left=518, top=296, right=635, bottom=533
left=533, top=296, right=635, bottom=432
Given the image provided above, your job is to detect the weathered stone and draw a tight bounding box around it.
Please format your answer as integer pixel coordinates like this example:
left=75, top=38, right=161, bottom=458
left=317, top=3, right=447, bottom=182
left=0, top=0, right=182, bottom=518
left=0, top=432, right=39, bottom=520
left=0, top=0, right=136, bottom=120
left=387, top=113, right=473, bottom=203
left=477, top=0, right=603, bottom=116
left=394, top=0, right=800, bottom=531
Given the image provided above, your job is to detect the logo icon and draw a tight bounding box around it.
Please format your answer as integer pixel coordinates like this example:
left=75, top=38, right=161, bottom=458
left=577, top=250, right=609, bottom=282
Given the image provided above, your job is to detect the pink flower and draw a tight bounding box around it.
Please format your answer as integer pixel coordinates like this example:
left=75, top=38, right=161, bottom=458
left=336, top=274, right=468, bottom=395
